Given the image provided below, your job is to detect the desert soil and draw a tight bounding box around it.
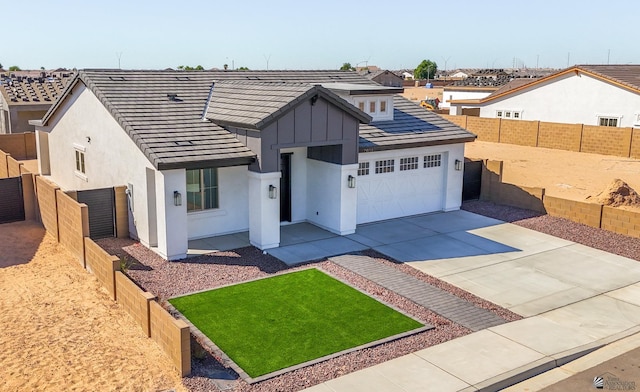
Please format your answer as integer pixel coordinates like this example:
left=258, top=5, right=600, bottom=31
left=465, top=140, right=640, bottom=208
left=0, top=221, right=186, bottom=392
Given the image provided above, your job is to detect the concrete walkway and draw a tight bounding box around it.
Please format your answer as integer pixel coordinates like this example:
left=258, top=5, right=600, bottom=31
left=302, top=211, right=640, bottom=392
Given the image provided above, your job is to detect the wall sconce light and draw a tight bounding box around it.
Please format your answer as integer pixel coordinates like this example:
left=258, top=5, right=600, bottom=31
left=173, top=191, right=182, bottom=206
left=455, top=159, right=463, bottom=171
left=268, top=185, right=277, bottom=199
left=347, top=175, right=356, bottom=188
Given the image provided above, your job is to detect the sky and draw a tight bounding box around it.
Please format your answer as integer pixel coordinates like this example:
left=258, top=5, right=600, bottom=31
left=3, top=0, right=640, bottom=72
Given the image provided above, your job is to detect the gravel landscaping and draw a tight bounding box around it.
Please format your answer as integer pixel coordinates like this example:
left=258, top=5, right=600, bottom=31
left=95, top=200, right=640, bottom=392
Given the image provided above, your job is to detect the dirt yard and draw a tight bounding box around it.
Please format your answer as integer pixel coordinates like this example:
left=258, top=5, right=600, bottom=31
left=0, top=221, right=186, bottom=392
left=465, top=141, right=640, bottom=209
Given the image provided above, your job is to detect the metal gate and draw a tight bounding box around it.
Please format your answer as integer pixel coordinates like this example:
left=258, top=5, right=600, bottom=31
left=0, top=177, right=25, bottom=224
left=462, top=160, right=482, bottom=201
left=77, top=187, right=115, bottom=239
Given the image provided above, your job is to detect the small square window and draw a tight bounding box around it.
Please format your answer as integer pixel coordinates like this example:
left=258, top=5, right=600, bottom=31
left=380, top=100, right=386, bottom=113
left=375, top=159, right=394, bottom=174
left=513, top=112, right=520, bottom=119
left=358, top=162, right=370, bottom=176
left=369, top=101, right=376, bottom=113
left=424, top=154, right=441, bottom=168
left=497, top=111, right=503, bottom=117
left=505, top=111, right=511, bottom=118
left=400, top=157, right=419, bottom=171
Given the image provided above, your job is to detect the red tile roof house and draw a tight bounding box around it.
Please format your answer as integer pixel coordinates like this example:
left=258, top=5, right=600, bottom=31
left=31, top=70, right=475, bottom=260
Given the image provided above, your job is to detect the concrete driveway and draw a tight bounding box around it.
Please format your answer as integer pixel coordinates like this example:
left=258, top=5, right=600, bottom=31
left=304, top=210, right=640, bottom=391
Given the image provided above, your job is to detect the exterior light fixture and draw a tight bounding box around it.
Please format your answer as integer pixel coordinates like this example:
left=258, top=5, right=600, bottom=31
left=173, top=191, right=182, bottom=206
left=269, top=185, right=277, bottom=199
left=347, top=175, right=356, bottom=188
left=455, top=159, right=463, bottom=171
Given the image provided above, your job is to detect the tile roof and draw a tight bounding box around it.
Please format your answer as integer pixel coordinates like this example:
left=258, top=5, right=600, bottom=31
left=205, top=81, right=370, bottom=130
left=0, top=71, right=74, bottom=106
left=359, top=96, right=475, bottom=152
left=487, top=78, right=536, bottom=97
left=577, top=64, right=640, bottom=92
left=41, top=69, right=474, bottom=169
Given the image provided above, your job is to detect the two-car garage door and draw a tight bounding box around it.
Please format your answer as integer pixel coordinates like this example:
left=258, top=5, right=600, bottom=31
left=357, top=152, right=446, bottom=224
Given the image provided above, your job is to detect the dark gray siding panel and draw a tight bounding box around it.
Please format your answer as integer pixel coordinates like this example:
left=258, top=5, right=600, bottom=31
left=308, top=145, right=343, bottom=164
left=260, top=122, right=278, bottom=173
left=327, top=105, right=344, bottom=141
left=277, top=111, right=295, bottom=145
left=294, top=102, right=312, bottom=144
left=311, top=98, right=329, bottom=142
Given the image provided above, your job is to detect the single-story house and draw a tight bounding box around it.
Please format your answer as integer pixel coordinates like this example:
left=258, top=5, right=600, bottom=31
left=32, top=70, right=475, bottom=260
left=0, top=70, right=74, bottom=134
left=441, top=85, right=499, bottom=109
left=449, top=65, right=640, bottom=127
left=359, top=69, right=404, bottom=87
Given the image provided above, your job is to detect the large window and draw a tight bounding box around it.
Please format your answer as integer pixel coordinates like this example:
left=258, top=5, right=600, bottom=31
left=186, top=168, right=219, bottom=211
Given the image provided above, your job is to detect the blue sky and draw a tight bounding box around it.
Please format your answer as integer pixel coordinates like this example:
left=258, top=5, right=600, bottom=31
left=3, top=0, right=639, bottom=71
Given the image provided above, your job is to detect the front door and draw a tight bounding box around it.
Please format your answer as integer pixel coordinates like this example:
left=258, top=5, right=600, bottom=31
left=280, top=153, right=292, bottom=222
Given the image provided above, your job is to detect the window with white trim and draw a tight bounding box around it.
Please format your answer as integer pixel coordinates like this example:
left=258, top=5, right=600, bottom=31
left=380, top=100, right=386, bottom=113
left=75, top=149, right=85, bottom=174
left=598, top=116, right=619, bottom=127
left=186, top=168, right=219, bottom=211
left=505, top=111, right=511, bottom=118
left=496, top=111, right=503, bottom=118
left=358, top=101, right=365, bottom=111
left=424, top=154, right=441, bottom=168
left=369, top=101, right=376, bottom=113
left=375, top=159, right=394, bottom=174
left=358, top=162, right=370, bottom=176
left=400, top=157, right=419, bottom=171
left=513, top=112, right=520, bottom=119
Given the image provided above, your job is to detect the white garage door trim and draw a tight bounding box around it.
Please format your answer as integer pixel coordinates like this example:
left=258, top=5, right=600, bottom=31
left=357, top=151, right=446, bottom=224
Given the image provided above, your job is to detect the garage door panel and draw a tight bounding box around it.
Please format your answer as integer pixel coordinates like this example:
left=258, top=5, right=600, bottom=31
left=357, top=156, right=445, bottom=224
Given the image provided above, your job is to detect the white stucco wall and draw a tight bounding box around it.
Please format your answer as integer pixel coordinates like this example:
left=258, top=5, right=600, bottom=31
left=42, top=83, right=157, bottom=246
left=155, top=169, right=188, bottom=260
left=187, top=165, right=250, bottom=239
left=474, top=73, right=640, bottom=126
left=441, top=89, right=494, bottom=108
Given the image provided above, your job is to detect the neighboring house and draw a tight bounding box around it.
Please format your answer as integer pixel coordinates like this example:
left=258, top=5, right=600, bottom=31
left=0, top=70, right=74, bottom=134
left=359, top=69, right=404, bottom=87
left=449, top=65, right=640, bottom=127
left=441, top=86, right=499, bottom=109
left=32, top=70, right=475, bottom=260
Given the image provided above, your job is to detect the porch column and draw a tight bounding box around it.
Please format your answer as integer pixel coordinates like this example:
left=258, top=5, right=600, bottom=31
left=337, top=163, right=358, bottom=234
left=155, top=169, right=188, bottom=260
left=248, top=171, right=281, bottom=249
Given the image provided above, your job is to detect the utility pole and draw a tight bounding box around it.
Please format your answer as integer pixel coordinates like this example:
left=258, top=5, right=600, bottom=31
left=441, top=56, right=451, bottom=82
left=263, top=54, right=272, bottom=70
left=116, top=52, right=123, bottom=69
left=607, top=49, right=610, bottom=65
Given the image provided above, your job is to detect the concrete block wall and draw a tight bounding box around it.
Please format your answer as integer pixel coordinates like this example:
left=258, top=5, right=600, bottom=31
left=7, top=156, right=23, bottom=178
left=149, top=301, right=191, bottom=377
left=543, top=195, right=603, bottom=228
left=537, top=122, right=583, bottom=152
left=115, top=271, right=155, bottom=337
left=0, top=132, right=37, bottom=160
left=631, top=129, right=640, bottom=159
left=85, top=238, right=120, bottom=300
left=601, top=206, right=640, bottom=238
left=581, top=126, right=633, bottom=157
left=55, top=190, right=90, bottom=266
left=499, top=119, right=538, bottom=147
left=440, top=114, right=468, bottom=128
left=35, top=176, right=60, bottom=240
left=480, top=160, right=545, bottom=213
left=0, top=151, right=8, bottom=178
left=466, top=117, right=500, bottom=142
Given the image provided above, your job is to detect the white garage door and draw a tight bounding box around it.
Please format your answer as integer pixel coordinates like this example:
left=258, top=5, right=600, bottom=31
left=357, top=153, right=445, bottom=224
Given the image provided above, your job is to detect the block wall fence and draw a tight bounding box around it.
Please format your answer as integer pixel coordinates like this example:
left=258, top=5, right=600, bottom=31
left=481, top=160, right=640, bottom=238
left=0, top=138, right=190, bottom=377
left=441, top=115, right=640, bottom=159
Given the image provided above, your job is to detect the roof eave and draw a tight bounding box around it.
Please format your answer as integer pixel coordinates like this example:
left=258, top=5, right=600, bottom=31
left=359, top=135, right=477, bottom=153
left=157, top=156, right=256, bottom=171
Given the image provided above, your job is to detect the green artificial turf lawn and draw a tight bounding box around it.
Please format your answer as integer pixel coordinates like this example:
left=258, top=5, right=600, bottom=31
left=169, top=268, right=423, bottom=378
